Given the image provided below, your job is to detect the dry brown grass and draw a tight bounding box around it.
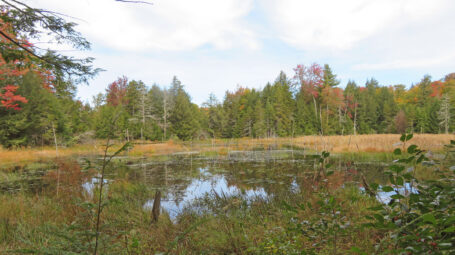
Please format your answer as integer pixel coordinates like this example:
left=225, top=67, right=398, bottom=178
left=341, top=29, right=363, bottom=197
left=131, top=134, right=455, bottom=157
left=1, top=134, right=453, bottom=166
left=291, top=134, right=455, bottom=153
left=0, top=143, right=105, bottom=167
left=129, top=140, right=186, bottom=156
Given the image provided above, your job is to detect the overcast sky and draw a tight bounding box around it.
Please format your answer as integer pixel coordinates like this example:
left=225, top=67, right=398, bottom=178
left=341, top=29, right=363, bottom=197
left=28, top=0, right=455, bottom=105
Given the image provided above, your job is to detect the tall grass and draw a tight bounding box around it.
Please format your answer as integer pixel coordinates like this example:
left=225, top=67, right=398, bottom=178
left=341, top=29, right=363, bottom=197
left=130, top=134, right=454, bottom=157
left=1, top=134, right=453, bottom=167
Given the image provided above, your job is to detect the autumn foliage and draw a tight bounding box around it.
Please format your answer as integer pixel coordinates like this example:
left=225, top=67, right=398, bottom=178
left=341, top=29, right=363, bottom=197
left=0, top=84, right=27, bottom=110
left=0, top=12, right=54, bottom=110
left=106, top=76, right=129, bottom=106
left=293, top=63, right=324, bottom=98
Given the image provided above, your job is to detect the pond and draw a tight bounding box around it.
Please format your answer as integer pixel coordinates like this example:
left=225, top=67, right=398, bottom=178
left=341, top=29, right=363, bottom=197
left=80, top=151, right=390, bottom=220
left=0, top=150, right=393, bottom=220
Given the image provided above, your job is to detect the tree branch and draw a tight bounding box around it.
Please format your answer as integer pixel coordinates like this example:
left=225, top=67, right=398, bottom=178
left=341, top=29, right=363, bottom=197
left=115, top=0, right=153, bottom=5
left=0, top=30, right=42, bottom=60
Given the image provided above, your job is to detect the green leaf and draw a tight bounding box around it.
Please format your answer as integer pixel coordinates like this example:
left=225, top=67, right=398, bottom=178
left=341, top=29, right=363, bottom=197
left=402, top=173, right=413, bottom=180
left=326, top=170, right=334, bottom=176
left=416, top=154, right=425, bottom=164
left=406, top=133, right=413, bottom=141
left=442, top=226, right=455, bottom=233
left=422, top=213, right=436, bottom=225
left=368, top=205, right=384, bottom=211
left=395, top=176, right=404, bottom=186
left=390, top=194, right=404, bottom=199
left=406, top=155, right=415, bottom=163
left=381, top=186, right=394, bottom=192
left=393, top=148, right=401, bottom=155
left=370, top=183, right=379, bottom=191
left=445, top=216, right=455, bottom=225
left=373, top=214, right=384, bottom=223
left=400, top=134, right=406, bottom=142
left=390, top=165, right=405, bottom=174
left=407, top=145, right=418, bottom=154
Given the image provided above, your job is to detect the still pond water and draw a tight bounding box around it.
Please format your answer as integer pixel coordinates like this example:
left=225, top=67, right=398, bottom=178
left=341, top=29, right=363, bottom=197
left=80, top=150, right=392, bottom=220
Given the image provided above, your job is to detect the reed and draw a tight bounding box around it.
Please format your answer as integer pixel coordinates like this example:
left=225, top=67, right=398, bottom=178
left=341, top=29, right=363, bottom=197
left=1, top=134, right=453, bottom=167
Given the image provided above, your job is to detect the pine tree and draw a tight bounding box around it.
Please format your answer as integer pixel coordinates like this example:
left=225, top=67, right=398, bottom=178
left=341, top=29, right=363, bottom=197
left=322, top=64, right=340, bottom=88
left=253, top=98, right=266, bottom=138
left=169, top=78, right=197, bottom=140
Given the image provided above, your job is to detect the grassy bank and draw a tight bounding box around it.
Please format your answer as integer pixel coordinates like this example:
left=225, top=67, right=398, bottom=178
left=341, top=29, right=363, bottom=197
left=1, top=134, right=453, bottom=167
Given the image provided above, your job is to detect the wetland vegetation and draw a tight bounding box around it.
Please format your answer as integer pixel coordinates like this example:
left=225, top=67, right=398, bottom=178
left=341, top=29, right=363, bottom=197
left=0, top=135, right=454, bottom=254
left=1, top=1, right=455, bottom=254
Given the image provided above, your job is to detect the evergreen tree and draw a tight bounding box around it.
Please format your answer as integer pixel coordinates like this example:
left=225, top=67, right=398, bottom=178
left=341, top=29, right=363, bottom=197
left=322, top=64, right=340, bottom=88
left=169, top=78, right=197, bottom=140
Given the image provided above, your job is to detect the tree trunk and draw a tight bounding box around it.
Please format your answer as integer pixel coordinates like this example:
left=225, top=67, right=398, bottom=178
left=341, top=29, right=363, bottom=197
left=326, top=103, right=329, bottom=133
left=141, top=91, right=145, bottom=140
left=52, top=122, right=60, bottom=197
left=151, top=190, right=161, bottom=223
left=312, top=95, right=319, bottom=133
left=353, top=101, right=357, bottom=135
left=163, top=95, right=167, bottom=141
left=319, top=104, right=323, bottom=135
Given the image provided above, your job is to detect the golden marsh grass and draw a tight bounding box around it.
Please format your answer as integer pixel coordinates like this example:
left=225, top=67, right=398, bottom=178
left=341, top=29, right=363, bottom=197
left=1, top=134, right=453, bottom=166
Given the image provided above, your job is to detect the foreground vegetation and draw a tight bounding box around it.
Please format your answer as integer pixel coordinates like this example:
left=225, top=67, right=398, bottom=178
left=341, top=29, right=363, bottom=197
left=0, top=135, right=454, bottom=254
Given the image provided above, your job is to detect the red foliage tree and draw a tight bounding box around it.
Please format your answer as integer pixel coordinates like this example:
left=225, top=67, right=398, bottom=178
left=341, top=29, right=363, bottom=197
left=430, top=81, right=444, bottom=98
left=106, top=76, right=129, bottom=106
left=293, top=63, right=324, bottom=98
left=0, top=14, right=54, bottom=110
left=0, top=84, right=27, bottom=110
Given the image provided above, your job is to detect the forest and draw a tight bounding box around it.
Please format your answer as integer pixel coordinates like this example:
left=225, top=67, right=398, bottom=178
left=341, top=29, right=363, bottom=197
left=1, top=62, right=454, bottom=148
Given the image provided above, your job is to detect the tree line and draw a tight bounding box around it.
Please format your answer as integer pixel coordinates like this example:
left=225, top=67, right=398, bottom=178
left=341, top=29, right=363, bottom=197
left=1, top=62, right=454, bottom=148
left=1, top=2, right=454, bottom=148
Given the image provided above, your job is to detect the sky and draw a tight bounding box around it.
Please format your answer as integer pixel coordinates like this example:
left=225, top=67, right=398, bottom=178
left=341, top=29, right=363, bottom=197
left=27, top=0, right=455, bottom=105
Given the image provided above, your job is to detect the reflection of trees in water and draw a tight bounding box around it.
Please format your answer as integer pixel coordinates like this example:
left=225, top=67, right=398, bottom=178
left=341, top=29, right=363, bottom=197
left=218, top=159, right=388, bottom=195
left=123, top=157, right=388, bottom=207
left=221, top=161, right=298, bottom=195
left=140, top=162, right=204, bottom=203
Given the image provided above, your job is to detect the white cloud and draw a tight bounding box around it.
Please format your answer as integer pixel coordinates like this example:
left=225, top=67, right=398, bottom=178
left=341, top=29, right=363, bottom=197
left=28, top=0, right=258, bottom=51
left=22, top=0, right=455, bottom=102
left=262, top=0, right=448, bottom=50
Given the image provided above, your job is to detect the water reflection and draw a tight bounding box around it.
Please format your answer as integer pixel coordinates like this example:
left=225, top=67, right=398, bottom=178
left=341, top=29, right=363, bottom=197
left=143, top=171, right=267, bottom=219
left=375, top=183, right=416, bottom=204
left=1, top=151, right=393, bottom=220
left=134, top=155, right=388, bottom=220
left=82, top=176, right=109, bottom=198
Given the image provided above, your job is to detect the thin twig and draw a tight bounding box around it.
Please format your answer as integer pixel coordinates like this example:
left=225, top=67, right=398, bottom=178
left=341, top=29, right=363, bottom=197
left=115, top=0, right=153, bottom=4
